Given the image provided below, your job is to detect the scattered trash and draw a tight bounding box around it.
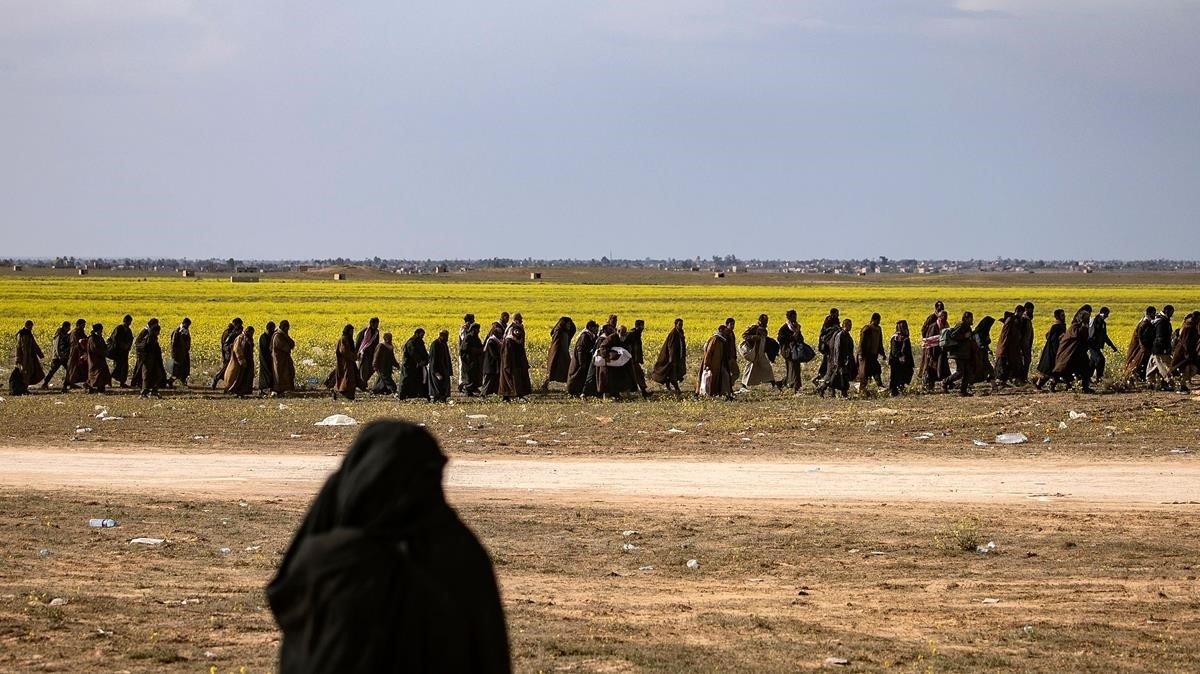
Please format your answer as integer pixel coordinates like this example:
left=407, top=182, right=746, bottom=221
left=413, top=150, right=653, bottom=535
left=278, top=403, right=289, bottom=410
left=130, top=537, right=165, bottom=546
left=621, top=530, right=638, bottom=537
left=685, top=559, right=700, bottom=570
left=54, top=401, right=65, bottom=405
left=525, top=439, right=539, bottom=445
left=300, top=358, right=317, bottom=367
left=976, top=541, right=997, bottom=554
left=621, top=543, right=637, bottom=552
left=238, top=501, right=249, bottom=508
left=871, top=407, right=899, bottom=416
left=972, top=440, right=989, bottom=447
left=74, top=427, right=93, bottom=434
left=466, top=414, right=488, bottom=420
left=289, top=433, right=303, bottom=439
left=1058, top=421, right=1068, bottom=430
left=981, top=598, right=1000, bottom=604
left=245, top=545, right=261, bottom=552
left=995, top=432, right=1028, bottom=445
left=913, top=432, right=934, bottom=441
left=204, top=651, right=218, bottom=659
left=847, top=548, right=859, bottom=554
left=48, top=597, right=68, bottom=607
left=193, top=435, right=208, bottom=440
left=219, top=547, right=231, bottom=555
left=88, top=518, right=117, bottom=528
left=1170, top=448, right=1192, bottom=454
left=315, top=414, right=357, bottom=426
left=638, top=565, right=654, bottom=571
left=1043, top=437, right=1052, bottom=443
left=824, top=657, right=850, bottom=667
left=37, top=548, right=52, bottom=557
left=666, top=428, right=686, bottom=434
left=1068, top=410, right=1087, bottom=420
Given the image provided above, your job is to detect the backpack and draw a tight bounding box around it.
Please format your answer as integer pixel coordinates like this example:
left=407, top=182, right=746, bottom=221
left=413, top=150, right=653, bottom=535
left=938, top=327, right=957, bottom=349
left=793, top=341, right=816, bottom=363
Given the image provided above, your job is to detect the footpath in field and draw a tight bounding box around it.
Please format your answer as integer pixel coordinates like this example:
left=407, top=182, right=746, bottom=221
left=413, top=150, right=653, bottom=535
left=1, top=448, right=1197, bottom=505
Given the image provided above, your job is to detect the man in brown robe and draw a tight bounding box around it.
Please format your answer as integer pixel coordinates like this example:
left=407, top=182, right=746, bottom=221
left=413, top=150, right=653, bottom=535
left=272, top=320, right=296, bottom=395
left=696, top=325, right=733, bottom=399
left=428, top=330, right=454, bottom=402
left=460, top=323, right=484, bottom=396
left=1020, top=301, right=1036, bottom=383
left=1050, top=306, right=1093, bottom=392
left=723, top=317, right=740, bottom=383
left=223, top=326, right=256, bottom=397
left=62, top=319, right=89, bottom=392
left=168, top=318, right=192, bottom=388
left=1123, top=306, right=1156, bottom=383
left=211, top=318, right=243, bottom=389
left=651, top=318, right=687, bottom=393
left=139, top=323, right=167, bottom=399
left=332, top=324, right=359, bottom=400
left=481, top=323, right=504, bottom=396
left=131, top=318, right=160, bottom=390
left=1170, top=311, right=1199, bottom=393
left=106, top=315, right=134, bottom=387
left=355, top=318, right=380, bottom=392
left=856, top=313, right=885, bottom=392
left=627, top=319, right=650, bottom=397
left=919, top=311, right=950, bottom=390
left=371, top=332, right=400, bottom=395
left=14, top=320, right=46, bottom=388
left=566, top=321, right=599, bottom=397
left=540, top=316, right=576, bottom=391
left=993, top=305, right=1024, bottom=386
left=258, top=321, right=277, bottom=394
left=85, top=324, right=111, bottom=393
left=499, top=314, right=532, bottom=401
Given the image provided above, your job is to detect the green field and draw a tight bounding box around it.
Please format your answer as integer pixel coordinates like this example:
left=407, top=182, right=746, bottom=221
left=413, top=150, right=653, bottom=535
left=3, top=274, right=1197, bottom=385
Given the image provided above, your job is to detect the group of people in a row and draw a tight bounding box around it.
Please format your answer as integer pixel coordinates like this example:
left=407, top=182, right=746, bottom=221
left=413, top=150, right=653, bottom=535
left=9, top=301, right=1198, bottom=400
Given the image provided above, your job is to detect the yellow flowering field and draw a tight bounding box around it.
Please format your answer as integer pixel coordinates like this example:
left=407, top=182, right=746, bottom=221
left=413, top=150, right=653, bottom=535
left=2, top=276, right=1197, bottom=384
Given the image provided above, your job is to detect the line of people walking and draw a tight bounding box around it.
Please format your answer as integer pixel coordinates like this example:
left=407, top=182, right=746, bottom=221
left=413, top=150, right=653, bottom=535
left=9, top=302, right=1199, bottom=400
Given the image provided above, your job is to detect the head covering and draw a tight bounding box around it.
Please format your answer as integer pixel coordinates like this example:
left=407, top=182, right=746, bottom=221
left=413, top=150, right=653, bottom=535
left=267, top=421, right=510, bottom=673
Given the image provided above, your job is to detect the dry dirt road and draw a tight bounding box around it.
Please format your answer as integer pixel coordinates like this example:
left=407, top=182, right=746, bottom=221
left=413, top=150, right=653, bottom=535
left=2, top=447, right=1197, bottom=506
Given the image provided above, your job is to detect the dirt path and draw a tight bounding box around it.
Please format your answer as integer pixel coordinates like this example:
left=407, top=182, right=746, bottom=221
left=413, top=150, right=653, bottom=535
left=2, top=447, right=1197, bottom=505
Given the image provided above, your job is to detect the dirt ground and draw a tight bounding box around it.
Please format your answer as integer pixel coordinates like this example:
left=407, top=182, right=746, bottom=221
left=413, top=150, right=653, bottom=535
left=2, top=385, right=1199, bottom=672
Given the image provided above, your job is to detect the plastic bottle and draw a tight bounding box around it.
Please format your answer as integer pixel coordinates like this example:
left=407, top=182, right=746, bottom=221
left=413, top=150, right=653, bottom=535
left=88, top=518, right=117, bottom=528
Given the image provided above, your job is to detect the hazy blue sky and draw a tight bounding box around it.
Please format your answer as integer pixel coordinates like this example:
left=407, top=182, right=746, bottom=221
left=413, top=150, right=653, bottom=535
left=2, top=1, right=1198, bottom=260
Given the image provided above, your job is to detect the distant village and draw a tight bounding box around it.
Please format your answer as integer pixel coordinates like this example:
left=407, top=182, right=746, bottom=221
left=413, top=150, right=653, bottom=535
left=3, top=255, right=1198, bottom=278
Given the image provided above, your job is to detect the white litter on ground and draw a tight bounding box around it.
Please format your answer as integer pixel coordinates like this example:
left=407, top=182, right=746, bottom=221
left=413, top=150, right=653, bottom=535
left=130, top=537, right=165, bottom=546
left=315, top=414, right=357, bottom=426
left=995, top=432, right=1028, bottom=445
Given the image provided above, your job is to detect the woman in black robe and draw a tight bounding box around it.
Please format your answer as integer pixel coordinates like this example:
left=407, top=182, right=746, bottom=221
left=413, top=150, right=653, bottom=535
left=887, top=320, right=914, bottom=396
left=106, top=315, right=134, bottom=387
left=258, top=321, right=277, bottom=394
left=371, top=333, right=400, bottom=395
left=498, top=316, right=532, bottom=401
left=139, top=324, right=167, bottom=399
left=266, top=420, right=510, bottom=674
left=427, top=330, right=453, bottom=402
left=1034, top=309, right=1067, bottom=389
left=540, top=316, right=576, bottom=391
left=398, top=329, right=429, bottom=400
left=85, top=324, right=111, bottom=393
left=460, top=323, right=484, bottom=396
left=971, top=316, right=996, bottom=384
left=481, top=323, right=503, bottom=396
left=817, top=319, right=856, bottom=398
left=566, top=321, right=598, bottom=396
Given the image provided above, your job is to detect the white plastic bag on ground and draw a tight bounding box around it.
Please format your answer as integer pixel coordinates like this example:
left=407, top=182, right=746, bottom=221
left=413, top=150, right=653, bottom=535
left=315, top=414, right=357, bottom=426
left=994, top=432, right=1028, bottom=445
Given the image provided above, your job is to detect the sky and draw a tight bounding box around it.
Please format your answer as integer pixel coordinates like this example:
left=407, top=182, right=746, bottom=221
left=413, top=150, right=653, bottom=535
left=2, top=1, right=1198, bottom=260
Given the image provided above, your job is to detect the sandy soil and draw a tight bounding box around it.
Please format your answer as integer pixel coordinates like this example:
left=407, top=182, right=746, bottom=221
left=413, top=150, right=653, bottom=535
left=2, top=448, right=1198, bottom=506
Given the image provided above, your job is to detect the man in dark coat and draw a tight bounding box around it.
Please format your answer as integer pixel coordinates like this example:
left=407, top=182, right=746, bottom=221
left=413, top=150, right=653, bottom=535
left=14, top=320, right=46, bottom=388
left=696, top=325, right=733, bottom=399
left=993, top=305, right=1024, bottom=386
left=1124, top=306, right=1156, bottom=383
left=856, top=313, right=885, bottom=392
left=1170, top=311, right=1199, bottom=393
left=1087, top=307, right=1119, bottom=384
left=919, top=311, right=951, bottom=390
left=168, top=318, right=192, bottom=388
left=457, top=313, right=475, bottom=394
left=106, top=314, right=134, bottom=387
left=498, top=314, right=532, bottom=401
left=651, top=318, right=687, bottom=393
left=481, top=323, right=504, bottom=396
left=942, top=312, right=978, bottom=397
left=259, top=321, right=277, bottom=394
left=131, top=317, right=162, bottom=390
left=1050, top=306, right=1093, bottom=393
left=266, top=421, right=510, bottom=674
left=398, top=329, right=429, bottom=400
left=1034, top=309, right=1067, bottom=389
left=272, top=320, right=296, bottom=396
left=817, top=318, right=855, bottom=398
left=428, top=330, right=454, bottom=402
left=331, top=325, right=359, bottom=401
left=211, top=318, right=243, bottom=389
left=40, top=321, right=72, bottom=389
left=355, top=318, right=381, bottom=392
left=776, top=310, right=804, bottom=393
left=223, top=326, right=256, bottom=397
left=371, top=332, right=400, bottom=395
left=814, top=309, right=841, bottom=383
left=62, top=319, right=89, bottom=391
left=1020, top=301, right=1036, bottom=383
left=567, top=321, right=599, bottom=397
left=85, top=324, right=111, bottom=393
left=626, top=319, right=649, bottom=397
left=460, top=323, right=484, bottom=396
left=540, top=317, right=576, bottom=391
left=887, top=320, right=914, bottom=396
left=1146, top=305, right=1176, bottom=390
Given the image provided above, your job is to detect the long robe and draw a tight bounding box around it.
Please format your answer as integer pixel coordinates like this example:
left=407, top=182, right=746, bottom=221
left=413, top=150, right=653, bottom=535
left=333, top=335, right=359, bottom=398
left=816, top=315, right=841, bottom=379
left=498, top=325, right=532, bottom=399
left=776, top=322, right=804, bottom=391
left=696, top=332, right=731, bottom=397
left=1170, top=317, right=1198, bottom=374
left=217, top=323, right=240, bottom=374
left=740, top=326, right=774, bottom=387
left=971, top=318, right=996, bottom=383
left=823, top=329, right=856, bottom=393
left=545, top=319, right=576, bottom=383
left=106, top=323, right=134, bottom=384
left=355, top=327, right=379, bottom=392
left=258, top=328, right=276, bottom=392
left=1123, top=317, right=1153, bottom=380
left=265, top=421, right=511, bottom=674
left=1021, top=314, right=1036, bottom=380
left=993, top=314, right=1019, bottom=381
left=399, top=336, right=429, bottom=400
left=460, top=334, right=484, bottom=395
left=14, top=327, right=45, bottom=386
left=371, top=341, right=400, bottom=395
left=272, top=330, right=296, bottom=394
left=856, top=323, right=885, bottom=385
left=888, top=334, right=914, bottom=391
left=64, top=327, right=89, bottom=386
left=650, top=327, right=687, bottom=385
left=1052, top=315, right=1090, bottom=379
left=223, top=333, right=255, bottom=395
left=481, top=333, right=502, bottom=396
left=919, top=320, right=950, bottom=385
left=86, top=333, right=111, bottom=391
left=566, top=330, right=597, bottom=396
left=140, top=333, right=167, bottom=393
left=1036, top=321, right=1066, bottom=377
left=130, top=328, right=149, bottom=388
left=169, top=325, right=191, bottom=383
left=595, top=333, right=634, bottom=395
left=428, top=338, right=453, bottom=402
